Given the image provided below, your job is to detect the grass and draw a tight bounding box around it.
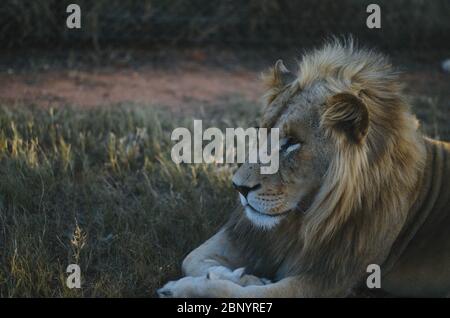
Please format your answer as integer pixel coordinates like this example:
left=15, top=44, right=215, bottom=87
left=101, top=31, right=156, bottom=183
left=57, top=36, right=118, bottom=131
left=0, top=90, right=447, bottom=297
left=0, top=101, right=258, bottom=297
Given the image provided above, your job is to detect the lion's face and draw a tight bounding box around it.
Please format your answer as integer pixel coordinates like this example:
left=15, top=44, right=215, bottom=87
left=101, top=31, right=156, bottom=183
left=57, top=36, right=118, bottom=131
left=233, top=80, right=335, bottom=229
left=232, top=51, right=376, bottom=229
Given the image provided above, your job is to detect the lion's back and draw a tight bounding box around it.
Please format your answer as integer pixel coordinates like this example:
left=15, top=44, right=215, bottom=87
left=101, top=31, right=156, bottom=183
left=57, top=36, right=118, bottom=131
left=382, top=137, right=450, bottom=297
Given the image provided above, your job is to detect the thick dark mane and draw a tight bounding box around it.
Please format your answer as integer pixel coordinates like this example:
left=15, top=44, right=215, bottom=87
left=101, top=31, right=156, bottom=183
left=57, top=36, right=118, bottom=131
left=226, top=39, right=427, bottom=293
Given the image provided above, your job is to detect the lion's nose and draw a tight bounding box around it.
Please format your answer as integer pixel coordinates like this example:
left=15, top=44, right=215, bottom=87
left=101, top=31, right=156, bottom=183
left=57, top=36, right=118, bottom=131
left=232, top=182, right=260, bottom=198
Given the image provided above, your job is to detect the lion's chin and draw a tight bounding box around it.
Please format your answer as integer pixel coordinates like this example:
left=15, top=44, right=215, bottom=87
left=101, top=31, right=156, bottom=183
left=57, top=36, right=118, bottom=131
left=244, top=205, right=286, bottom=230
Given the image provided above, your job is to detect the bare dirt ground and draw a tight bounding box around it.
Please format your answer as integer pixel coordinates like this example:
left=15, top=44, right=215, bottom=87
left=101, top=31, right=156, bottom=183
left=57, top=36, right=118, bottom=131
left=0, top=50, right=448, bottom=113
left=0, top=62, right=263, bottom=110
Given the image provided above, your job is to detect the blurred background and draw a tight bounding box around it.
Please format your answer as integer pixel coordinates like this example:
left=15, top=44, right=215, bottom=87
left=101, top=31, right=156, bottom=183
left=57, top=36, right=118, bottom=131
left=1, top=0, right=449, bottom=111
left=0, top=0, right=448, bottom=297
left=2, top=0, right=449, bottom=49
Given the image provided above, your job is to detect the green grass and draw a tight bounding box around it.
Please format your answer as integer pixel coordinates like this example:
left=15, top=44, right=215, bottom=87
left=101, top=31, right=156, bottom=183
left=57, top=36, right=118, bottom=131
left=0, top=101, right=258, bottom=297
left=0, top=92, right=447, bottom=297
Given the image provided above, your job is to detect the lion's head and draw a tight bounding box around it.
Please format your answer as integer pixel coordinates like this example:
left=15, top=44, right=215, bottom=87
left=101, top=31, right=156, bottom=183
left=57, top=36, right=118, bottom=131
left=231, top=39, right=425, bottom=248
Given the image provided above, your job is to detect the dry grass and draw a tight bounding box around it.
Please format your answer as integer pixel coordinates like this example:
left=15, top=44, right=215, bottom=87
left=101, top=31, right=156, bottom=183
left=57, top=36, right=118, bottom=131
left=0, top=101, right=258, bottom=297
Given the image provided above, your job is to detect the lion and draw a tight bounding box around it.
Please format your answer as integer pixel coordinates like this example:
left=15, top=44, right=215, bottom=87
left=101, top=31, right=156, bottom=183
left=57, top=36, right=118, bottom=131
left=158, top=39, right=450, bottom=297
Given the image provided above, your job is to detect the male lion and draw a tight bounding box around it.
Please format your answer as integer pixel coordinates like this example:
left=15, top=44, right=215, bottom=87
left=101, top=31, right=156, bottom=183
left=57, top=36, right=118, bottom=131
left=158, top=39, right=450, bottom=297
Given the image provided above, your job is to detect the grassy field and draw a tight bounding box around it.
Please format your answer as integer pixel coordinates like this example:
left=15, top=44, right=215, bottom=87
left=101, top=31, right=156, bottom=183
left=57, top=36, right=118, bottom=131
left=0, top=101, right=260, bottom=297
left=0, top=82, right=448, bottom=297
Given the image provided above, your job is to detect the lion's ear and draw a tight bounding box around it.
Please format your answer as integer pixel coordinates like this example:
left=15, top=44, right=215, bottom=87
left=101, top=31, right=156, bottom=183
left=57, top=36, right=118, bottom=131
left=262, top=59, right=296, bottom=103
left=322, top=92, right=369, bottom=144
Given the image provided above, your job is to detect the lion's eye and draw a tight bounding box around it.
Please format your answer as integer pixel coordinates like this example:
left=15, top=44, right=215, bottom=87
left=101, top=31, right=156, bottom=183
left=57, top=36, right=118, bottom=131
left=280, top=137, right=301, bottom=154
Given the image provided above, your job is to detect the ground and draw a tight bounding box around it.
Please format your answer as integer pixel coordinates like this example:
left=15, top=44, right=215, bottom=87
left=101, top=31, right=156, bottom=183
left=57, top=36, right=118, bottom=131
left=0, top=48, right=448, bottom=297
left=0, top=63, right=261, bottom=110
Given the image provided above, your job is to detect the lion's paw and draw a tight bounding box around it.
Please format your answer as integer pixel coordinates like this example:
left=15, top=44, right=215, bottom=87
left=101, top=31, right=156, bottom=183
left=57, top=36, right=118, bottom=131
left=206, top=266, right=240, bottom=281
left=207, top=266, right=271, bottom=286
left=158, top=275, right=244, bottom=298
left=157, top=276, right=207, bottom=298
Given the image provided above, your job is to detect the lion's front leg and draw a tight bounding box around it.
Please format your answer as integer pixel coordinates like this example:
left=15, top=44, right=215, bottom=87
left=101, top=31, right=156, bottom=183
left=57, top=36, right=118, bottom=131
left=181, top=228, right=243, bottom=277
left=179, top=228, right=270, bottom=286
left=159, top=227, right=271, bottom=297
left=158, top=275, right=303, bottom=298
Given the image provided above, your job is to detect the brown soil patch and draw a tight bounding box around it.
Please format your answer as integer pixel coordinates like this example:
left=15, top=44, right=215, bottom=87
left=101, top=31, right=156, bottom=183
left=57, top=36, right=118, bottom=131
left=0, top=63, right=263, bottom=109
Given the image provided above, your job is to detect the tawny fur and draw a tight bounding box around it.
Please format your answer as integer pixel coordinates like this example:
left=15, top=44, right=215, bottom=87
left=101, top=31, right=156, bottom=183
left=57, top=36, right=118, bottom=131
left=227, top=39, right=429, bottom=295
left=160, top=39, right=450, bottom=297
